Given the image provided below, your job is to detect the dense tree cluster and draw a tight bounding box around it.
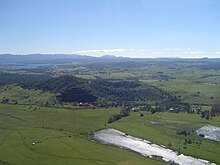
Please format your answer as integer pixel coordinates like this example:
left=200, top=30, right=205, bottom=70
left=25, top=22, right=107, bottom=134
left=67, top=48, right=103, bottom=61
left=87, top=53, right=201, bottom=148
left=107, top=107, right=130, bottom=123
left=0, top=73, right=50, bottom=87
left=211, top=104, right=220, bottom=116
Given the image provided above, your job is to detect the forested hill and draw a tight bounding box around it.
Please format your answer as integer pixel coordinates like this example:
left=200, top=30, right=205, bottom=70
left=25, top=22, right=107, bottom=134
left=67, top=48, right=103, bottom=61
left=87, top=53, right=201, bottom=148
left=0, top=72, right=50, bottom=86
left=31, top=75, right=190, bottom=111
left=0, top=73, right=189, bottom=110
left=28, top=75, right=171, bottom=106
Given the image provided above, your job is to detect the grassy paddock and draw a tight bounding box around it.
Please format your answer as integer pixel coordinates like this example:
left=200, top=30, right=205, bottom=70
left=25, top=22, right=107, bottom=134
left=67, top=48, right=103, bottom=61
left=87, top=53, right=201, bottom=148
left=110, top=111, right=220, bottom=164
left=0, top=104, right=166, bottom=165
left=0, top=85, right=57, bottom=106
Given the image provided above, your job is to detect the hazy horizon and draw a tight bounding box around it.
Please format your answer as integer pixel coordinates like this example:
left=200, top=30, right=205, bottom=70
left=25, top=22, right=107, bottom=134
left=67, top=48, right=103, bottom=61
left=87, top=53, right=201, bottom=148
left=1, top=53, right=219, bottom=59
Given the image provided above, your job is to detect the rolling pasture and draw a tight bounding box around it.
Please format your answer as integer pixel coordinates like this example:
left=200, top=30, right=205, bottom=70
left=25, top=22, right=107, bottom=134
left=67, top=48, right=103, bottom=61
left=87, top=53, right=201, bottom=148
left=1, top=58, right=220, bottom=165
left=110, top=111, right=220, bottom=164
left=1, top=103, right=220, bottom=165
left=0, top=104, right=165, bottom=165
left=0, top=85, right=57, bottom=106
left=71, top=61, right=220, bottom=105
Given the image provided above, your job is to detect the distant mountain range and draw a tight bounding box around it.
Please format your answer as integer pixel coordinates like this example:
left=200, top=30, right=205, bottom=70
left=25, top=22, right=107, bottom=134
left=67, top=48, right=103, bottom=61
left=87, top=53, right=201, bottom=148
left=0, top=54, right=131, bottom=64
left=0, top=54, right=219, bottom=64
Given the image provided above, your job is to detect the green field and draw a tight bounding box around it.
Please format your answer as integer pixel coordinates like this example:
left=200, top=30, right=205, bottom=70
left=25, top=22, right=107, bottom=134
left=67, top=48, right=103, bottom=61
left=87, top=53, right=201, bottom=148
left=1, top=58, right=220, bottom=165
left=0, top=85, right=58, bottom=106
left=1, top=103, right=220, bottom=165
left=0, top=104, right=166, bottom=165
left=142, top=79, right=220, bottom=105
left=110, top=111, right=220, bottom=164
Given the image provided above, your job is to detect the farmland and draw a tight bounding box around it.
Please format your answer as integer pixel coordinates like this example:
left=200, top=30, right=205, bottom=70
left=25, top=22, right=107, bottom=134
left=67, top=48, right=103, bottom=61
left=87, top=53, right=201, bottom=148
left=110, top=111, right=220, bottom=164
left=0, top=56, right=220, bottom=165
left=0, top=104, right=166, bottom=165
left=0, top=103, right=220, bottom=164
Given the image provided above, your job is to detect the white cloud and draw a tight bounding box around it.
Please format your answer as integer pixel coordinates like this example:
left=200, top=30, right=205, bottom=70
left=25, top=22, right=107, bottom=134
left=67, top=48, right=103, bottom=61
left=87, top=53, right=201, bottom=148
left=75, top=48, right=219, bottom=58
left=182, top=52, right=190, bottom=54
left=190, top=52, right=206, bottom=54
left=139, top=49, right=147, bottom=52
left=164, top=48, right=190, bottom=51
left=77, top=49, right=125, bottom=54
left=153, top=52, right=163, bottom=55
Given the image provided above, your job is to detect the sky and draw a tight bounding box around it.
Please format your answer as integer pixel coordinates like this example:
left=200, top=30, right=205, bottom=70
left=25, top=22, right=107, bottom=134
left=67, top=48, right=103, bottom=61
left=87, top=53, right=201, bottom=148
left=0, top=0, right=220, bottom=58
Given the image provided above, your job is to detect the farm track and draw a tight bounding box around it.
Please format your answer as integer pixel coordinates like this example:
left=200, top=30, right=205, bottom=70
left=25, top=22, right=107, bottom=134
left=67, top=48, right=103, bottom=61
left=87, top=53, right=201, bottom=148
left=59, top=139, right=114, bottom=164
left=0, top=131, right=11, bottom=147
left=0, top=113, right=30, bottom=124
left=15, top=147, right=38, bottom=163
left=16, top=129, right=114, bottom=164
left=0, top=132, right=14, bottom=165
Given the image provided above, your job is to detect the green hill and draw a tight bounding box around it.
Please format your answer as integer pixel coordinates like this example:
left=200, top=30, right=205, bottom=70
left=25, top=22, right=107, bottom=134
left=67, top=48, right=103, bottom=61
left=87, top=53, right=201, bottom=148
left=0, top=74, right=189, bottom=111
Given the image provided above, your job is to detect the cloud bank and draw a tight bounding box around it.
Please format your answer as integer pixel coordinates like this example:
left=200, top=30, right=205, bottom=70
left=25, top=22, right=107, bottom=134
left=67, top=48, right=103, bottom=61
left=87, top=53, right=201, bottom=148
left=77, top=49, right=125, bottom=54
left=75, top=48, right=220, bottom=58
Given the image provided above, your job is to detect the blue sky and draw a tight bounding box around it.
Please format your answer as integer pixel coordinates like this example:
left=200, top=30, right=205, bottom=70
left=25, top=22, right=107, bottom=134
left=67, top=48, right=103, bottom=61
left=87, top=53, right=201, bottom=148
left=0, top=0, right=220, bottom=58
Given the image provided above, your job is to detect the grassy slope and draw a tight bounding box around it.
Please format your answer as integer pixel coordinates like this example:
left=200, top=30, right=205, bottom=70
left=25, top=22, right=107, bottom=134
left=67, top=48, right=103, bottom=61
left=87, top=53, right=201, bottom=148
left=144, top=79, right=220, bottom=105
left=110, top=111, right=220, bottom=164
left=0, top=104, right=165, bottom=165
left=0, top=85, right=58, bottom=106
left=140, top=68, right=220, bottom=105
